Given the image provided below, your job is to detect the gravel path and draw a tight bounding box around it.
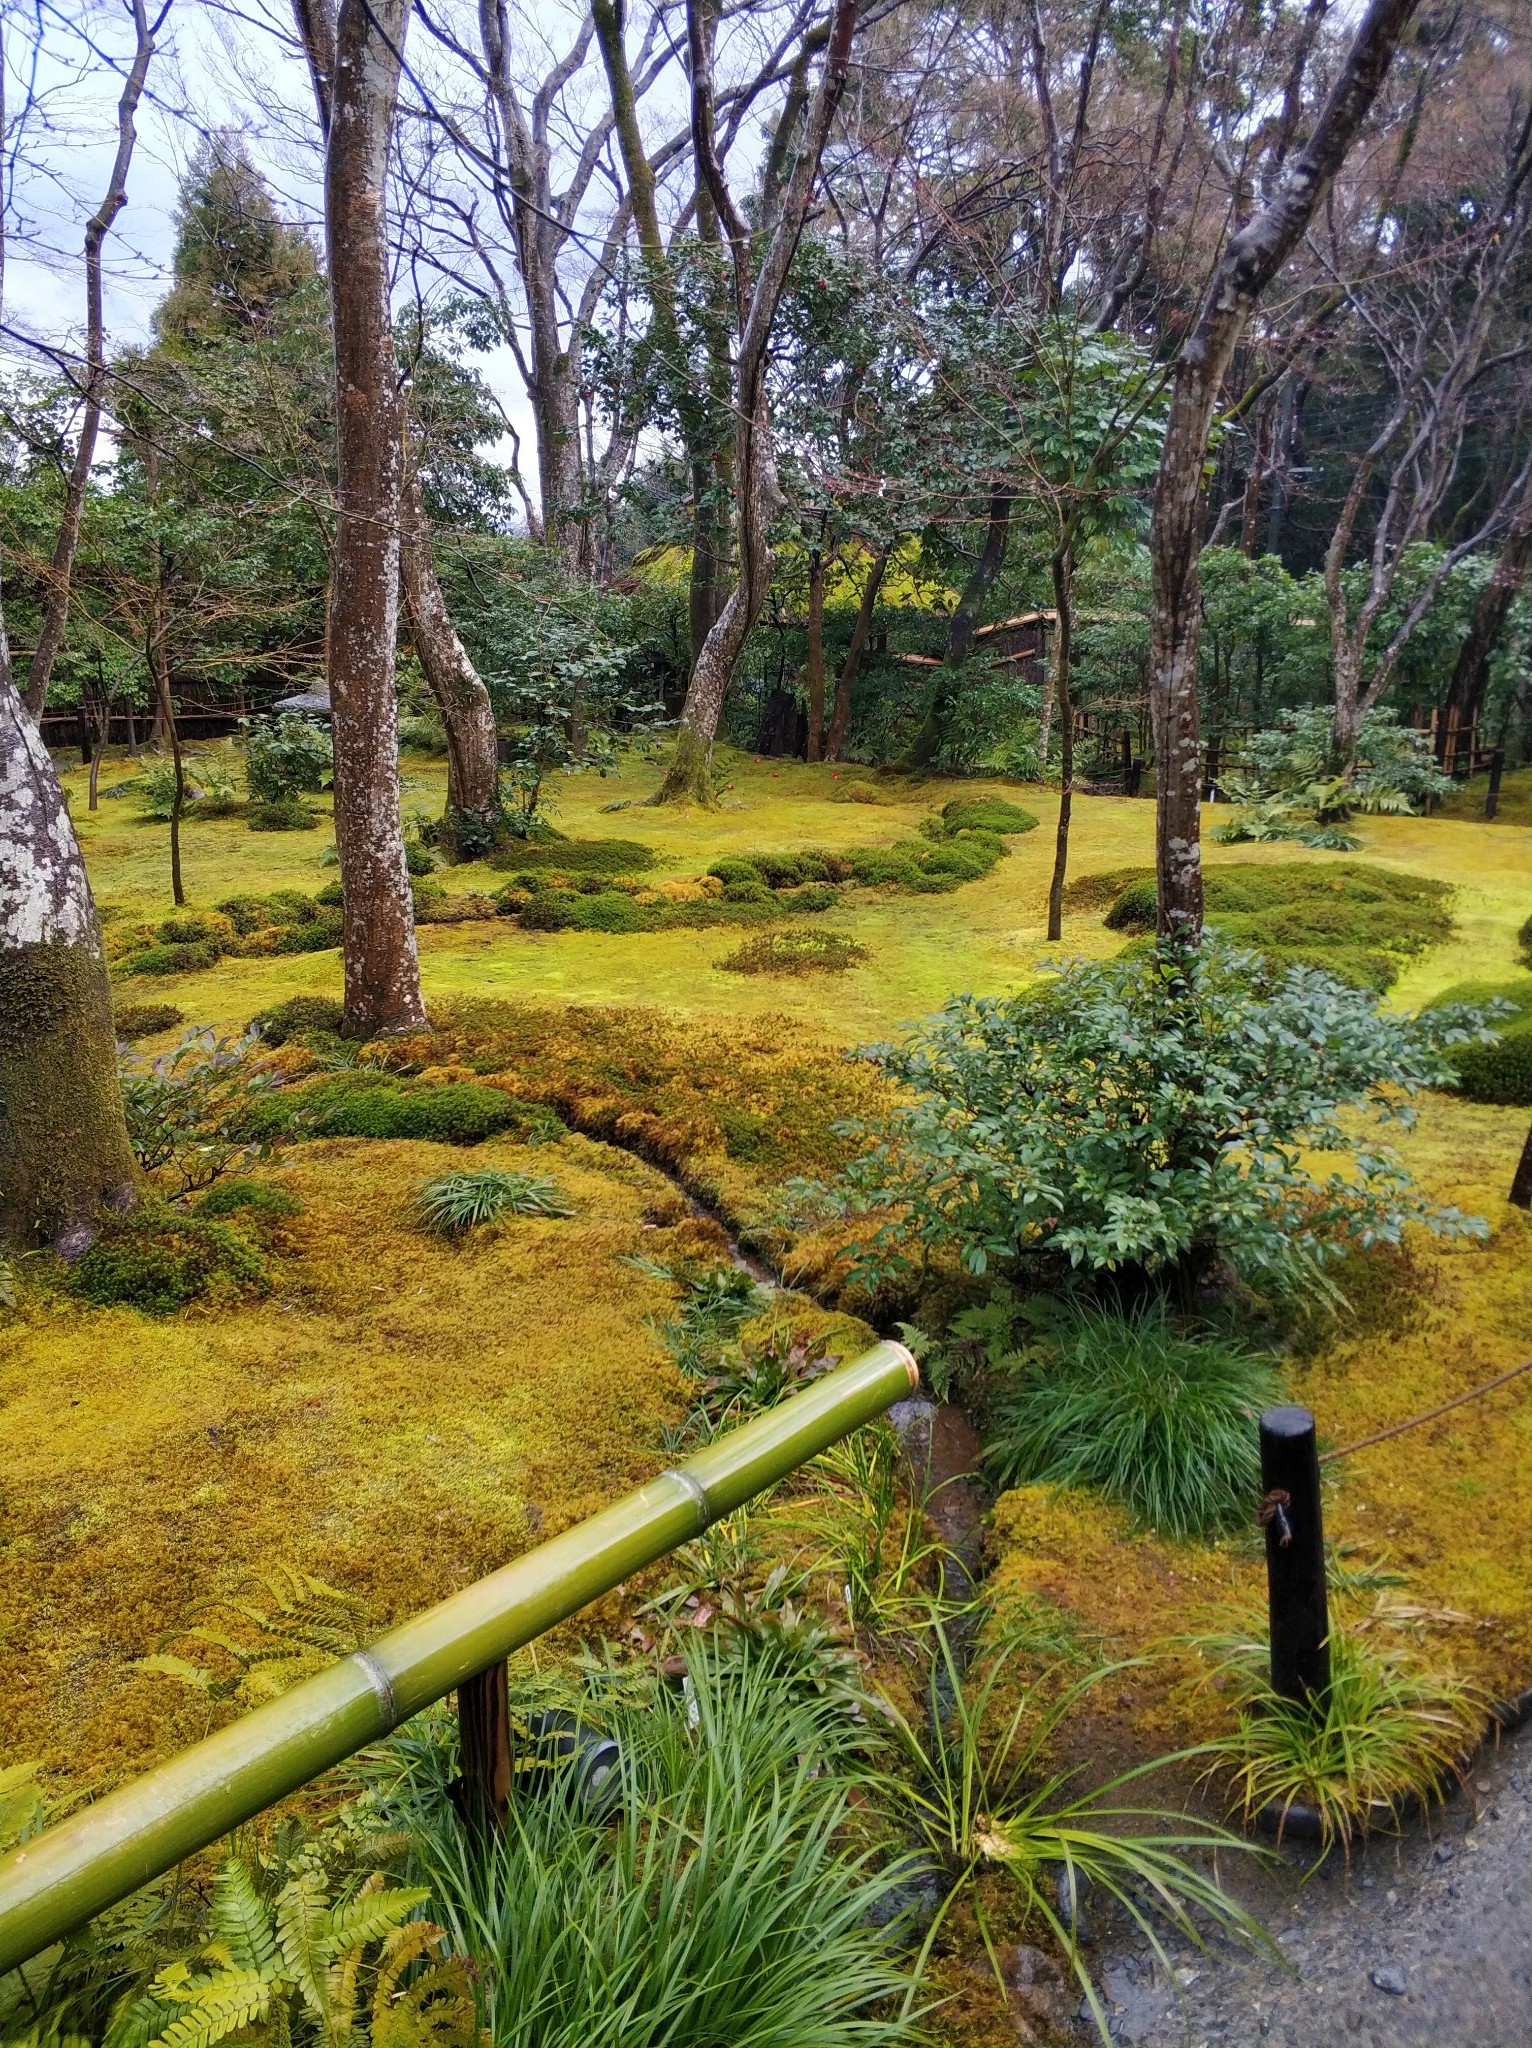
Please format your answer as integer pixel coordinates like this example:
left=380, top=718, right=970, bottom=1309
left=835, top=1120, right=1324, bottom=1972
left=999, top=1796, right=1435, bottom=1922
left=1071, top=1720, right=1532, bottom=2047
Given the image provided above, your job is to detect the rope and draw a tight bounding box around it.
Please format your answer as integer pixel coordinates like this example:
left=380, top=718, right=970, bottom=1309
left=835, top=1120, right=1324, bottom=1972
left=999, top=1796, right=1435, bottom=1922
left=1318, top=1357, right=1532, bottom=1465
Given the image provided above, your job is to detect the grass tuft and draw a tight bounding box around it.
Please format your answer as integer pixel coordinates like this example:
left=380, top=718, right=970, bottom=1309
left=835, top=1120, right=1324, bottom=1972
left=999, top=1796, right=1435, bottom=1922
left=984, top=1302, right=1283, bottom=1538
left=412, top=1168, right=575, bottom=1236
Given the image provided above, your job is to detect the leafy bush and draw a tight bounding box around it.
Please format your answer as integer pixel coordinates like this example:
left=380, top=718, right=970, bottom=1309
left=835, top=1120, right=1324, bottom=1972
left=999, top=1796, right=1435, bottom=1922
left=250, top=994, right=348, bottom=1044
left=248, top=797, right=320, bottom=830
left=1219, top=706, right=1453, bottom=838
left=241, top=713, right=332, bottom=802
left=413, top=1168, right=575, bottom=1234
left=940, top=796, right=1039, bottom=834
left=68, top=1201, right=269, bottom=1314
left=364, top=1641, right=919, bottom=2048
left=719, top=929, right=870, bottom=976
left=488, top=836, right=657, bottom=875
left=826, top=937, right=1492, bottom=1297
left=131, top=759, right=236, bottom=820
left=984, top=1303, right=1284, bottom=1537
left=119, top=1029, right=284, bottom=1192
left=1196, top=1623, right=1487, bottom=1853
left=113, top=1001, right=185, bottom=1041
left=1421, top=979, right=1532, bottom=1105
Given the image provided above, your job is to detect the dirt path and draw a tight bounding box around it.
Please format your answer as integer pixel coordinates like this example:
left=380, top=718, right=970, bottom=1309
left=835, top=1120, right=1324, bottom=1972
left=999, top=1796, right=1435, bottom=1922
left=1074, top=1719, right=1532, bottom=2047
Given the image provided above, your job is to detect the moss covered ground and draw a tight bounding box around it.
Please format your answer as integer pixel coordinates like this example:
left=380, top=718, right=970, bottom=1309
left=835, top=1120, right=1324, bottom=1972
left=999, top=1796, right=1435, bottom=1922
left=3, top=741, right=1530, bottom=2040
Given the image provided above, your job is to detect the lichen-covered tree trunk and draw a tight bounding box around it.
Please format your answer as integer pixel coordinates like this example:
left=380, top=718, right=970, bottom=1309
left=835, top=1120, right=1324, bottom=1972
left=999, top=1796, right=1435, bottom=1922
left=399, top=465, right=502, bottom=857
left=824, top=545, right=889, bottom=763
left=1, top=652, right=136, bottom=1251
left=306, top=0, right=426, bottom=1034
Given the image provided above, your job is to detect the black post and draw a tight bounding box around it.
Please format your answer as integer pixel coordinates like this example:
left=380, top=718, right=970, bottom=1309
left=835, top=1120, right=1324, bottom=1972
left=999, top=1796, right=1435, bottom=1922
left=1120, top=727, right=1133, bottom=789
left=1259, top=1406, right=1330, bottom=1707
left=1484, top=747, right=1505, bottom=821
left=1510, top=1120, right=1532, bottom=1211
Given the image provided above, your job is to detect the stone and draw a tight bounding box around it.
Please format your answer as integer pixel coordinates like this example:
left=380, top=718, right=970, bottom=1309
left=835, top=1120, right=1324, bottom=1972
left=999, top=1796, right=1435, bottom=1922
left=1370, top=1963, right=1407, bottom=1996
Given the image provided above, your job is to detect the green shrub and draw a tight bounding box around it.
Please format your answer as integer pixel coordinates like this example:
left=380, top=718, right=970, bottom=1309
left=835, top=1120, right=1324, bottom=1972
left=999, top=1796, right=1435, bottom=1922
left=270, top=910, right=344, bottom=953
left=1439, top=1015, right=1532, bottom=1104
left=721, top=878, right=775, bottom=904
left=156, top=915, right=223, bottom=947
left=568, top=891, right=652, bottom=934
left=250, top=995, right=348, bottom=1045
left=127, top=941, right=223, bottom=977
left=789, top=883, right=840, bottom=911
left=1103, top=877, right=1159, bottom=932
left=1197, top=1623, right=1487, bottom=1853
left=984, top=1303, right=1284, bottom=1538
left=829, top=936, right=1489, bottom=1298
left=120, top=1028, right=285, bottom=1192
left=707, top=856, right=766, bottom=888
left=217, top=890, right=318, bottom=934
left=404, top=841, right=436, bottom=877
left=314, top=880, right=345, bottom=908
left=847, top=848, right=925, bottom=887
left=247, top=798, right=319, bottom=831
left=488, top=836, right=657, bottom=875
left=69, top=1203, right=269, bottom=1315
left=941, top=797, right=1039, bottom=834
left=284, top=1075, right=525, bottom=1144
left=113, top=1002, right=185, bottom=1041
left=519, top=892, right=579, bottom=932
left=412, top=1168, right=575, bottom=1234
left=719, top=929, right=870, bottom=976
left=241, top=713, right=332, bottom=803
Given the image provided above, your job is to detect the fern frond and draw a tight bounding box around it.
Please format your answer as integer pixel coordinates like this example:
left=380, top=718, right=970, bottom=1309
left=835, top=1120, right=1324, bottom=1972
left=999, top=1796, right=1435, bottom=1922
left=208, top=1858, right=278, bottom=1976
left=318, top=1880, right=427, bottom=1962
left=273, top=1874, right=330, bottom=2019
left=371, top=1956, right=483, bottom=2048
left=103, top=1984, right=183, bottom=2048
left=147, top=1968, right=270, bottom=2048
left=130, top=1654, right=221, bottom=1696
left=370, top=1920, right=445, bottom=2006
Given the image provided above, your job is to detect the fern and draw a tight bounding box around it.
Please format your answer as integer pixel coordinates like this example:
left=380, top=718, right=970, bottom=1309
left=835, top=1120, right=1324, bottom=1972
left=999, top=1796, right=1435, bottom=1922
left=207, top=1860, right=278, bottom=1977
left=150, top=1966, right=269, bottom=2048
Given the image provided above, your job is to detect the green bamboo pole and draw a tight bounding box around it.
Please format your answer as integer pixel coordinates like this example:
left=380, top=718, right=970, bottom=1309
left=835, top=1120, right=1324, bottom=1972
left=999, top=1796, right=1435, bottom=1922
left=0, top=1340, right=917, bottom=1975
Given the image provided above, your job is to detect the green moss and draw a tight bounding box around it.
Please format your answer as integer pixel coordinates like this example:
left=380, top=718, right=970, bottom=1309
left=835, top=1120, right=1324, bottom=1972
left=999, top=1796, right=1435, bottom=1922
left=1520, top=911, right=1532, bottom=968
left=68, top=1202, right=269, bottom=1314
left=247, top=799, right=319, bottom=831
left=488, top=837, right=657, bottom=876
left=196, top=1179, right=304, bottom=1223
left=113, top=1002, right=185, bottom=1041
left=718, top=929, right=870, bottom=976
left=940, top=796, right=1039, bottom=834
left=127, top=940, right=224, bottom=977
left=250, top=995, right=348, bottom=1045
left=281, top=1074, right=530, bottom=1144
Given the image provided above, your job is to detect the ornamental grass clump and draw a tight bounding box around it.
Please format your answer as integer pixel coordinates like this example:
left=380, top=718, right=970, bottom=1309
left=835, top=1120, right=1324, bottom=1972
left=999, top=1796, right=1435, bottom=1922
left=984, top=1302, right=1284, bottom=1537
left=1195, top=1622, right=1488, bottom=1855
left=365, top=1640, right=920, bottom=2048
left=824, top=936, right=1493, bottom=1300
left=413, top=1168, right=575, bottom=1235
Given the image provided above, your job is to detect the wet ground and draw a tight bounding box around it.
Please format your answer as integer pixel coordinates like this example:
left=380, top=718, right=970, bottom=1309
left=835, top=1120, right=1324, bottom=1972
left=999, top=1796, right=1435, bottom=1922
left=1074, top=1719, right=1532, bottom=2048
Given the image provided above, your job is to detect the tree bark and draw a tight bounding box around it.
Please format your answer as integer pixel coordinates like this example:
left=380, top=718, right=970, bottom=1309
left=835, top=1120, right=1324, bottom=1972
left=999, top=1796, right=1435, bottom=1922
left=1, top=648, right=137, bottom=1251
left=304, top=0, right=426, bottom=1033
left=399, top=465, right=502, bottom=856
left=1045, top=548, right=1075, bottom=942
left=1147, top=0, right=1421, bottom=940
left=1510, top=1121, right=1532, bottom=1211
left=653, top=0, right=859, bottom=804
left=23, top=0, right=159, bottom=720
left=805, top=538, right=826, bottom=760
left=908, top=495, right=1011, bottom=769
left=824, top=544, right=888, bottom=762
left=1442, top=467, right=1532, bottom=739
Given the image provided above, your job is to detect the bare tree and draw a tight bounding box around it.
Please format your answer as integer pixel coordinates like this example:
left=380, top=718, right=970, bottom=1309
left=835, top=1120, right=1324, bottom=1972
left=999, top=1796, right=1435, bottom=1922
left=654, top=0, right=859, bottom=803
left=1147, top=0, right=1423, bottom=941
left=296, top=0, right=427, bottom=1033
left=23, top=0, right=165, bottom=721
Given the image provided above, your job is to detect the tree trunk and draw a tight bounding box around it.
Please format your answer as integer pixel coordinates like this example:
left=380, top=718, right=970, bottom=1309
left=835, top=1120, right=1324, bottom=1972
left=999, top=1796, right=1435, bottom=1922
left=652, top=0, right=858, bottom=804
left=1511, top=1121, right=1532, bottom=1210
left=1442, top=469, right=1532, bottom=737
left=1147, top=0, right=1421, bottom=941
left=908, top=495, right=1011, bottom=769
left=24, top=1, right=158, bottom=720
left=1045, top=549, right=1075, bottom=942
left=825, top=545, right=889, bottom=762
left=805, top=541, right=826, bottom=760
left=399, top=465, right=502, bottom=857
left=306, top=0, right=426, bottom=1034
left=1, top=649, right=137, bottom=1252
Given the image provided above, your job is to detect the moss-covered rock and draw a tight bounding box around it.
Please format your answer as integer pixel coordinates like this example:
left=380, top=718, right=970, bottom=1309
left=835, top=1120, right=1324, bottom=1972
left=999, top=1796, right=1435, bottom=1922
left=940, top=796, right=1039, bottom=835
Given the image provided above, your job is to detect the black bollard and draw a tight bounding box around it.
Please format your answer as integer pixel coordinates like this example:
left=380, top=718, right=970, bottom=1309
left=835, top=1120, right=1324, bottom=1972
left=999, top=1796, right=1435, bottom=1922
left=1484, top=748, right=1505, bottom=821
left=1259, top=1406, right=1330, bottom=1708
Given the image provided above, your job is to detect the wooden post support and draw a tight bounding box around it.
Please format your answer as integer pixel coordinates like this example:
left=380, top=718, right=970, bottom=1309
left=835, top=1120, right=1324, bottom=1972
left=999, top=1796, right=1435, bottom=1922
left=1120, top=728, right=1133, bottom=788
left=1484, top=747, right=1505, bottom=821
left=1510, top=1121, right=1532, bottom=1211
left=457, top=1659, right=512, bottom=1833
left=1259, top=1406, right=1330, bottom=1708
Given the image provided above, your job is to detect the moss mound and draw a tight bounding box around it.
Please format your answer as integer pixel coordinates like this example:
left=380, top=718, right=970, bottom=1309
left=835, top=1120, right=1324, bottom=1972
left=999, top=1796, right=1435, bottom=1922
left=69, top=1202, right=271, bottom=1315
left=707, top=829, right=1009, bottom=903
left=108, top=892, right=345, bottom=979
left=488, top=837, right=657, bottom=876
left=250, top=995, right=348, bottom=1045
left=719, top=929, right=870, bottom=976
left=940, top=796, right=1039, bottom=835
left=247, top=798, right=320, bottom=831
left=113, top=1002, right=186, bottom=1041
left=1425, top=977, right=1532, bottom=1105
left=1102, top=863, right=1453, bottom=990
left=271, top=1072, right=543, bottom=1146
